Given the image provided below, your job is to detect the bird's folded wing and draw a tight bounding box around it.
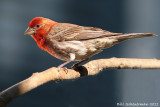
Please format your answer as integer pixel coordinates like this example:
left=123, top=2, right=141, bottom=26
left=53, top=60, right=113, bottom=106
left=47, top=23, right=122, bottom=41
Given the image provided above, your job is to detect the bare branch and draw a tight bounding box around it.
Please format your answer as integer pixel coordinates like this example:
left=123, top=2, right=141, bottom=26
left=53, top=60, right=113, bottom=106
left=0, top=57, right=160, bottom=107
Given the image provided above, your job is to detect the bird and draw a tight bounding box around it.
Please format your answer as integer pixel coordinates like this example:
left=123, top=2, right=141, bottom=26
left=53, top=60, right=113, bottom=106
left=24, top=17, right=157, bottom=68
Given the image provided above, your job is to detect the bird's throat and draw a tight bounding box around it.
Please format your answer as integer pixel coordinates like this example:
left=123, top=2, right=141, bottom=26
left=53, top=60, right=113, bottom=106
left=32, top=34, right=46, bottom=50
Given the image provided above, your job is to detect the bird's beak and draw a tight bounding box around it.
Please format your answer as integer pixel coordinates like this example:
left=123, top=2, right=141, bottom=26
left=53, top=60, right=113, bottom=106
left=24, top=27, right=35, bottom=35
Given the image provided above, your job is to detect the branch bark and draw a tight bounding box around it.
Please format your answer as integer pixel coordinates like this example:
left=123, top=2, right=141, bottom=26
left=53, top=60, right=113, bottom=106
left=0, top=57, right=160, bottom=107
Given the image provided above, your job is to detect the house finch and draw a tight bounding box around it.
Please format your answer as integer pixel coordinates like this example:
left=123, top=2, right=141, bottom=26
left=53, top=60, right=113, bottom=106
left=24, top=17, right=156, bottom=68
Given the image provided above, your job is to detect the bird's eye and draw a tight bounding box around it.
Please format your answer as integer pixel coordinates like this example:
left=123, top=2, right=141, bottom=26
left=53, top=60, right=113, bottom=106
left=36, top=24, right=40, bottom=28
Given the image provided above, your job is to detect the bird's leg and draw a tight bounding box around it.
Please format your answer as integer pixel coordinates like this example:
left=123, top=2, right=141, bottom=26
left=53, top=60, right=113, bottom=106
left=58, top=60, right=71, bottom=73
left=58, top=53, right=76, bottom=73
left=58, top=60, right=72, bottom=68
left=71, top=58, right=89, bottom=69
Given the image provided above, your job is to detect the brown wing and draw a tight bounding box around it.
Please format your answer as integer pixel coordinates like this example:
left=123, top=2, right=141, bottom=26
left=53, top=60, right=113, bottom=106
left=47, top=23, right=122, bottom=41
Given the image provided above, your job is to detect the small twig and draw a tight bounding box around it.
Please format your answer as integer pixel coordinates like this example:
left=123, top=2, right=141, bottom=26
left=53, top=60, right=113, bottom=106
left=0, top=57, right=160, bottom=107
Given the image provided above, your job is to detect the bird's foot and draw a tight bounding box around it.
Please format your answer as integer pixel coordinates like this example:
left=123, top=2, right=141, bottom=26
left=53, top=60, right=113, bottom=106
left=58, top=67, right=68, bottom=74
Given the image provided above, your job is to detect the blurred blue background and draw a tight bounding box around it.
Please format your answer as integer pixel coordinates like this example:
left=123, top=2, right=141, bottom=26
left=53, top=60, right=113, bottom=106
left=0, top=0, right=160, bottom=107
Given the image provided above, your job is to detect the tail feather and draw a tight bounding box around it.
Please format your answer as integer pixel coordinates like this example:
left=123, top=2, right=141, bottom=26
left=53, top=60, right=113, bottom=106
left=109, top=33, right=157, bottom=42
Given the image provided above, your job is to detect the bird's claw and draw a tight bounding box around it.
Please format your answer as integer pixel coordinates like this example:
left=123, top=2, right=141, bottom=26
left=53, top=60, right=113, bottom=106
left=58, top=67, right=68, bottom=74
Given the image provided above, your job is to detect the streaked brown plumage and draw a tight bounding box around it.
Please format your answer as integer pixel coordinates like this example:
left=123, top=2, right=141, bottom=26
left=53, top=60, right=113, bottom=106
left=24, top=17, right=157, bottom=68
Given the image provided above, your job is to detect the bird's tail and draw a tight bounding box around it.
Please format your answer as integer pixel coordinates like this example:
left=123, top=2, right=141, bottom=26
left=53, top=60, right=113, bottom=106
left=109, top=33, right=157, bottom=43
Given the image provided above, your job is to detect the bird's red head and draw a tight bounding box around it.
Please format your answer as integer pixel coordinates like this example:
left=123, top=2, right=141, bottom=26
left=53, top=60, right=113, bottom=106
left=28, top=17, right=53, bottom=28
left=24, top=17, right=57, bottom=50
left=24, top=17, right=57, bottom=36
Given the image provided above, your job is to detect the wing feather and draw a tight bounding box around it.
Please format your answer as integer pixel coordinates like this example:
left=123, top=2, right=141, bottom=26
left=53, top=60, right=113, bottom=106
left=47, top=23, right=121, bottom=41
